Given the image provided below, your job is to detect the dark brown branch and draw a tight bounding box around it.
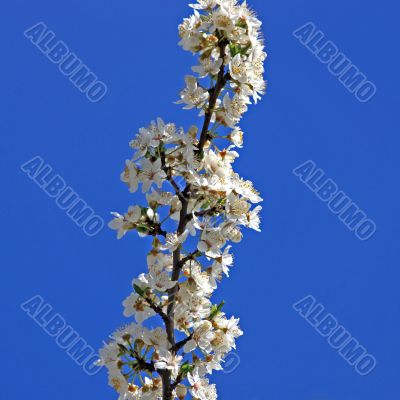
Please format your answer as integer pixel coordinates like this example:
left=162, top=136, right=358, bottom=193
left=149, top=223, right=167, bottom=237
left=160, top=370, right=173, bottom=400
left=167, top=174, right=185, bottom=202
left=165, top=39, right=231, bottom=346
left=164, top=35, right=231, bottom=347
left=177, top=251, right=201, bottom=269
left=160, top=34, right=231, bottom=400
left=172, top=333, right=193, bottom=353
left=166, top=185, right=190, bottom=345
left=143, top=296, right=170, bottom=325
left=188, top=205, right=224, bottom=220
left=133, top=354, right=156, bottom=373
left=196, top=37, right=230, bottom=156
left=120, top=345, right=155, bottom=373
left=160, top=149, right=186, bottom=202
left=170, top=370, right=186, bottom=392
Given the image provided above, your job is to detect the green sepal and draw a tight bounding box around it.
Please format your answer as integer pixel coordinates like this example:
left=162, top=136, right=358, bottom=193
left=180, top=361, right=195, bottom=374
left=133, top=284, right=145, bottom=297
left=208, top=300, right=225, bottom=320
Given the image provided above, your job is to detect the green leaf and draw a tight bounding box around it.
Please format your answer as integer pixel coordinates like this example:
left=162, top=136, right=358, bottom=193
left=229, top=43, right=251, bottom=57
left=194, top=250, right=202, bottom=258
left=136, top=225, right=149, bottom=234
left=133, top=284, right=145, bottom=297
left=201, top=201, right=211, bottom=210
left=236, top=19, right=248, bottom=29
left=180, top=362, right=195, bottom=374
left=117, top=343, right=128, bottom=356
left=208, top=300, right=225, bottom=320
left=229, top=44, right=241, bottom=57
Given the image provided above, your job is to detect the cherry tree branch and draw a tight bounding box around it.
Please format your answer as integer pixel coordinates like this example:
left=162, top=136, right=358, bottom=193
left=160, top=36, right=232, bottom=400
left=197, top=37, right=230, bottom=156
left=172, top=333, right=194, bottom=353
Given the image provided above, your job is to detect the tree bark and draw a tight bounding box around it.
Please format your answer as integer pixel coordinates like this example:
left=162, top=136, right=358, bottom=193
left=161, top=35, right=230, bottom=400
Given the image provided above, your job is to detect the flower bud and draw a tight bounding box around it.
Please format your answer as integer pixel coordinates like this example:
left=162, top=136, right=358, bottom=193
left=188, top=125, right=198, bottom=138
left=122, top=333, right=131, bottom=342
left=127, top=384, right=139, bottom=394
left=176, top=385, right=187, bottom=400
left=134, top=339, right=145, bottom=352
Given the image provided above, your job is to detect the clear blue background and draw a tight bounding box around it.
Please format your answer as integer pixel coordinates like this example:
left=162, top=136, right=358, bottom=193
left=1, top=0, right=399, bottom=399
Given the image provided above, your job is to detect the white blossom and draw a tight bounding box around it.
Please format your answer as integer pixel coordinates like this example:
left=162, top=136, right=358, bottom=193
left=141, top=158, right=166, bottom=193
left=176, top=75, right=210, bottom=110
left=100, top=0, right=267, bottom=398
left=122, top=293, right=156, bottom=322
left=192, top=57, right=223, bottom=78
left=154, top=350, right=183, bottom=378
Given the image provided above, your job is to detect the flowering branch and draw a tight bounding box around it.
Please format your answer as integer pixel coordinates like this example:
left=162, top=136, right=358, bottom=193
left=197, top=37, right=230, bottom=155
left=100, top=1, right=267, bottom=399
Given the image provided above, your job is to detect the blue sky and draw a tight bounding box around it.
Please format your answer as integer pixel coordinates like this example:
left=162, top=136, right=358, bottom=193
left=2, top=0, right=399, bottom=399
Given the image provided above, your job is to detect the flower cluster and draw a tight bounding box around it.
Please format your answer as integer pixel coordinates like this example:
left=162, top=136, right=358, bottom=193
left=100, top=1, right=266, bottom=399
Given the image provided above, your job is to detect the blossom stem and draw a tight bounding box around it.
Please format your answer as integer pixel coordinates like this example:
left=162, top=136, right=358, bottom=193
left=197, top=36, right=230, bottom=156
left=160, top=37, right=231, bottom=400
